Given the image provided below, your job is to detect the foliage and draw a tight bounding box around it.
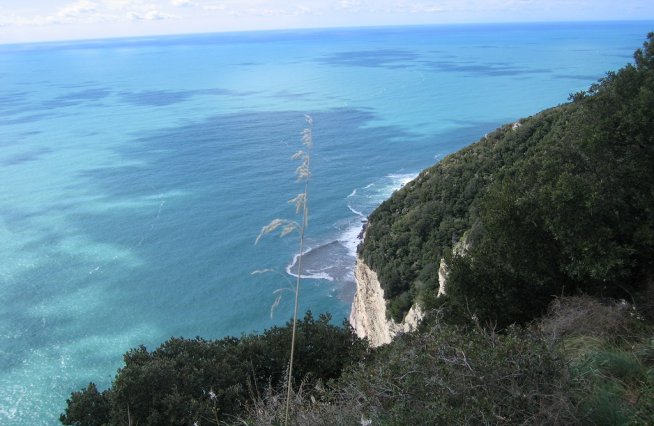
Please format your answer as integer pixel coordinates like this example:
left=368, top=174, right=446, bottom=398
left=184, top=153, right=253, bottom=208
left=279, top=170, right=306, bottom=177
left=60, top=312, right=366, bottom=425
left=60, top=383, right=110, bottom=426
left=246, top=314, right=578, bottom=425
left=362, top=33, right=654, bottom=325
left=244, top=296, right=654, bottom=426
left=574, top=346, right=654, bottom=425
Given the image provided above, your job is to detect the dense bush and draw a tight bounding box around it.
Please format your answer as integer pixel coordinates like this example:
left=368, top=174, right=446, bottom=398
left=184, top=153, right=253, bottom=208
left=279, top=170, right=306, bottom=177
left=245, top=297, right=654, bottom=426
left=60, top=312, right=366, bottom=425
left=247, top=313, right=578, bottom=425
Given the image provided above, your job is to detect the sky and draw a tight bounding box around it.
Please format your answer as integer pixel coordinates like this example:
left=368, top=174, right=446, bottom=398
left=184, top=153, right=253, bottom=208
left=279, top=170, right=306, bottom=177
left=0, top=0, right=652, bottom=44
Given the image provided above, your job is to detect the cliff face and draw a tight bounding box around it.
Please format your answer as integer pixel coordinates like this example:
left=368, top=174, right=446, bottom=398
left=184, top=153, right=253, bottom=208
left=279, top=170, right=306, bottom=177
left=349, top=257, right=423, bottom=347
left=350, top=228, right=465, bottom=346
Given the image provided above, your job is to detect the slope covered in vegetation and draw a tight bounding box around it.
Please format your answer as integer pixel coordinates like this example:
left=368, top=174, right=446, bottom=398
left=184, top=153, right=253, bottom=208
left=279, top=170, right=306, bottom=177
left=248, top=296, right=654, bottom=425
left=362, top=33, right=654, bottom=325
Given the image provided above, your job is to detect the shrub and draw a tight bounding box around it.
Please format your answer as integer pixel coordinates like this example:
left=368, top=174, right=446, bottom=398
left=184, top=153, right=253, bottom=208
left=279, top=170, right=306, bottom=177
left=61, top=313, right=366, bottom=425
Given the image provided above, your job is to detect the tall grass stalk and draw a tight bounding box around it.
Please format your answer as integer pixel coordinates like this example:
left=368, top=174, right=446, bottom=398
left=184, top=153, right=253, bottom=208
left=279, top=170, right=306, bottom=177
left=255, top=114, right=313, bottom=426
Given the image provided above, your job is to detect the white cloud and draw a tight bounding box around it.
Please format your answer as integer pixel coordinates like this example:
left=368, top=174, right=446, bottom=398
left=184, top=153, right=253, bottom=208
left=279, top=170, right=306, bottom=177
left=170, top=0, right=193, bottom=6
left=102, top=0, right=138, bottom=10
left=127, top=8, right=176, bottom=20
left=57, top=0, right=98, bottom=19
left=339, top=0, right=364, bottom=10
left=409, top=3, right=444, bottom=13
left=198, top=1, right=316, bottom=17
left=0, top=0, right=178, bottom=26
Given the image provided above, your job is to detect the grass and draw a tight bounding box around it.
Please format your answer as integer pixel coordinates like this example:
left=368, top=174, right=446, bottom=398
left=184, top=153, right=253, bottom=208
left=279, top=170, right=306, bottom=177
left=255, top=114, right=313, bottom=426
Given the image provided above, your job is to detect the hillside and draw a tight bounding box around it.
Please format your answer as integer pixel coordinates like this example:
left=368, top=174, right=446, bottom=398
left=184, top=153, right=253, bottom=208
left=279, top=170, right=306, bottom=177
left=361, top=33, right=654, bottom=326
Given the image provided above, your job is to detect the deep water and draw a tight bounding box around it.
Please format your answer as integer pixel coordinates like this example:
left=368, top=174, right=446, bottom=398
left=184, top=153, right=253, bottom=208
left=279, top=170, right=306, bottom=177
left=0, top=21, right=652, bottom=424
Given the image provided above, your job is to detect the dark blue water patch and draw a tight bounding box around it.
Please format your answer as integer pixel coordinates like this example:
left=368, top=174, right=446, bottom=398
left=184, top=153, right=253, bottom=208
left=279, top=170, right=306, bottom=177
left=0, top=131, right=42, bottom=147
left=196, top=88, right=260, bottom=97
left=0, top=91, right=30, bottom=112
left=1, top=87, right=112, bottom=118
left=119, top=90, right=197, bottom=106
left=419, top=59, right=551, bottom=77
left=1, top=147, right=52, bottom=166
left=0, top=112, right=60, bottom=125
left=554, top=74, right=604, bottom=81
left=60, top=81, right=98, bottom=89
left=78, top=107, right=421, bottom=198
left=268, top=90, right=314, bottom=100
left=319, top=49, right=421, bottom=69
left=119, top=87, right=258, bottom=106
left=0, top=91, right=29, bottom=102
left=14, top=79, right=51, bottom=86
left=41, top=88, right=112, bottom=109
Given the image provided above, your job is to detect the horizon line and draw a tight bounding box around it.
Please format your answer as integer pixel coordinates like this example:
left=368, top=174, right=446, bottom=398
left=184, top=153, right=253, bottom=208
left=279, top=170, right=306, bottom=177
left=1, top=18, right=652, bottom=48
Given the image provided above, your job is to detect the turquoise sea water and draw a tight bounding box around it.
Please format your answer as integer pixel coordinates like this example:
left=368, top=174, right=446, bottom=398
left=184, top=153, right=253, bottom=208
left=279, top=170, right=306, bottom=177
left=0, top=21, right=652, bottom=424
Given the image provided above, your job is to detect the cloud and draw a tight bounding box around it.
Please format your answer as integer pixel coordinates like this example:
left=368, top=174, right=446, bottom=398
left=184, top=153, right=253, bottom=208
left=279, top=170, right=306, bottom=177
left=170, top=0, right=193, bottom=6
left=0, top=0, right=178, bottom=26
left=57, top=0, right=98, bottom=20
left=197, top=1, right=315, bottom=17
left=128, top=9, right=176, bottom=20
left=339, top=0, right=364, bottom=10
left=102, top=0, right=139, bottom=10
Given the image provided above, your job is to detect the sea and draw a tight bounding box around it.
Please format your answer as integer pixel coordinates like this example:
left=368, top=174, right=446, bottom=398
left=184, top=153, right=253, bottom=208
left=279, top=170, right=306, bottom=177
left=0, top=21, right=652, bottom=424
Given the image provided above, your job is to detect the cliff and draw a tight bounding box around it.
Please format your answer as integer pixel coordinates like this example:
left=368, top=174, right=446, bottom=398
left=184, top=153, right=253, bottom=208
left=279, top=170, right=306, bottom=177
left=349, top=256, right=424, bottom=347
left=350, top=220, right=469, bottom=346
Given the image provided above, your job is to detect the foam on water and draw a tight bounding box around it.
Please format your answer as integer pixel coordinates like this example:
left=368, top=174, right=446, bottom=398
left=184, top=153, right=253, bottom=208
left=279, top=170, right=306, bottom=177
left=286, top=173, right=418, bottom=285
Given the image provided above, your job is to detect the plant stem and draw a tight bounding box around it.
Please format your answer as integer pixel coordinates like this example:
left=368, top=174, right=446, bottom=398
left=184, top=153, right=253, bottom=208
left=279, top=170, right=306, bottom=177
left=284, top=160, right=310, bottom=426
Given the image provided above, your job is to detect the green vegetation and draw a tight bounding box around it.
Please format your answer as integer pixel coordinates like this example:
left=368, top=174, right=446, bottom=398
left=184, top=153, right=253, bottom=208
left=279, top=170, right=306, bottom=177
left=60, top=313, right=366, bottom=425
left=62, top=34, right=654, bottom=425
left=246, top=296, right=654, bottom=425
left=362, top=33, right=654, bottom=324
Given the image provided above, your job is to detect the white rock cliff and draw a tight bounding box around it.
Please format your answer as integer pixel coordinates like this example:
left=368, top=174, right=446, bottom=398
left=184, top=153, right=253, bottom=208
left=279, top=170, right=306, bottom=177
left=349, top=257, right=424, bottom=347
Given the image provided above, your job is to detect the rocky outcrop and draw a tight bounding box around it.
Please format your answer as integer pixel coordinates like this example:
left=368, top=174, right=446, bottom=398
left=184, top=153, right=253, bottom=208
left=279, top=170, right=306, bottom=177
left=437, top=235, right=470, bottom=297
left=350, top=231, right=471, bottom=346
left=438, top=258, right=449, bottom=297
left=349, top=257, right=423, bottom=347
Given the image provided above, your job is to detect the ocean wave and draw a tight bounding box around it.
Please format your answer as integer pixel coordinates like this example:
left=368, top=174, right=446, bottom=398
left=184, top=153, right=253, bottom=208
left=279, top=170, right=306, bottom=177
left=387, top=172, right=417, bottom=188
left=286, top=241, right=349, bottom=282
left=286, top=172, right=417, bottom=285
left=346, top=204, right=365, bottom=217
